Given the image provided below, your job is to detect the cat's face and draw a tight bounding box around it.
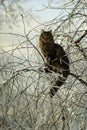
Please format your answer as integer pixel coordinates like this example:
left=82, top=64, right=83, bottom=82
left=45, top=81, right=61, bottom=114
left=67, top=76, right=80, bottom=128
left=40, top=29, right=54, bottom=43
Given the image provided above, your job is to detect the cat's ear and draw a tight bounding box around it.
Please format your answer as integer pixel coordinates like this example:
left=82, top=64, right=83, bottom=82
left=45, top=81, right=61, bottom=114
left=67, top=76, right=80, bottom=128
left=50, top=30, right=52, bottom=33
left=41, top=29, right=44, bottom=33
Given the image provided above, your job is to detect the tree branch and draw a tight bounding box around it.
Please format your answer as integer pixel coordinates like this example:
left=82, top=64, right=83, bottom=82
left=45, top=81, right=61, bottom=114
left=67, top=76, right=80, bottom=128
left=74, top=30, right=87, bottom=58
left=69, top=72, right=87, bottom=86
left=74, top=30, right=87, bottom=44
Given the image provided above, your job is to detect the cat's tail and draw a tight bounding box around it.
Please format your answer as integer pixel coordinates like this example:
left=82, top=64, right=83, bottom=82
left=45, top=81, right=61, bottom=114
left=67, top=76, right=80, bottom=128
left=49, top=69, right=70, bottom=97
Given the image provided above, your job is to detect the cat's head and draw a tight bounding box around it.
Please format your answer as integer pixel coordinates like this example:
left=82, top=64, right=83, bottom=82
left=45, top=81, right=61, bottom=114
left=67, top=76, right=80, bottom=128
left=40, top=29, right=54, bottom=43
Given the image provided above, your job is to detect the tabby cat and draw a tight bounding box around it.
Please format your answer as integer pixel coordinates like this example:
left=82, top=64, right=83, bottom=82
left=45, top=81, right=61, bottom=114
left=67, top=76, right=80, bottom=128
left=39, top=29, right=70, bottom=97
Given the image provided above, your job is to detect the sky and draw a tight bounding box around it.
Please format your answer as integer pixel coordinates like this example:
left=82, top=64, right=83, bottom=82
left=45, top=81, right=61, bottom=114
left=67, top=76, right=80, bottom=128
left=25, top=0, right=60, bottom=20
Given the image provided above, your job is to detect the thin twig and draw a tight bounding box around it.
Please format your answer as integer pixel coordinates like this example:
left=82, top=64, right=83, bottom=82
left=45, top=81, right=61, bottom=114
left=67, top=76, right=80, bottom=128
left=74, top=30, right=87, bottom=44
left=69, top=72, right=87, bottom=86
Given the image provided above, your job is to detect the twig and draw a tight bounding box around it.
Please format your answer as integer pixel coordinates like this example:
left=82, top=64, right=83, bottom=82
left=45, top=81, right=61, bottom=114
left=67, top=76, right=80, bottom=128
left=69, top=72, right=87, bottom=86
left=74, top=30, right=87, bottom=58
left=74, top=30, right=87, bottom=44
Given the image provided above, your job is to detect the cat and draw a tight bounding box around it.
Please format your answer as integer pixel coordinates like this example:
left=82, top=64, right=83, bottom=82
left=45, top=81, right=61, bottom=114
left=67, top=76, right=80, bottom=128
left=39, top=29, right=70, bottom=97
